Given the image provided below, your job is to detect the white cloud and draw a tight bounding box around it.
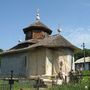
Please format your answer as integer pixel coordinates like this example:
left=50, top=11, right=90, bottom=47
left=65, top=27, right=90, bottom=49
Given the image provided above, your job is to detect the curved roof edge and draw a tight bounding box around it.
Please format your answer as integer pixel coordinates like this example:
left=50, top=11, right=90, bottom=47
left=23, top=21, right=52, bottom=34
left=0, top=35, right=79, bottom=55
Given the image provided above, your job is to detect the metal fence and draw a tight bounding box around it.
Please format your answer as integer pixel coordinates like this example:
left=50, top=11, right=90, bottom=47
left=0, top=79, right=45, bottom=90
left=0, top=81, right=9, bottom=90
left=0, top=71, right=90, bottom=90
left=0, top=79, right=35, bottom=90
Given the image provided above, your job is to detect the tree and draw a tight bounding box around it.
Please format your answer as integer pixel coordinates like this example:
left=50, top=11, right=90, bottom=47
left=0, top=49, right=3, bottom=52
left=74, top=49, right=90, bottom=61
left=0, top=49, right=3, bottom=66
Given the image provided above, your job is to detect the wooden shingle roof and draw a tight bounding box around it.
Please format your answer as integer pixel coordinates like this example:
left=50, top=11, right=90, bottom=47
left=36, top=34, right=76, bottom=49
left=0, top=34, right=78, bottom=55
left=23, top=21, right=52, bottom=34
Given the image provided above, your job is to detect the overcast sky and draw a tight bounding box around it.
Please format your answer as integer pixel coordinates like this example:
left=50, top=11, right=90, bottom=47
left=0, top=0, right=90, bottom=50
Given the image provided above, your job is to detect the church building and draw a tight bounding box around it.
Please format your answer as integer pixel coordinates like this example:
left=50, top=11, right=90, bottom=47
left=0, top=11, right=77, bottom=83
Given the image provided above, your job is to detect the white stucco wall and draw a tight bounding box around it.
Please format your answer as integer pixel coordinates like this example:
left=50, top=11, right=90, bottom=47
left=45, top=48, right=74, bottom=77
left=0, top=47, right=74, bottom=79
left=66, top=49, right=73, bottom=71
left=45, top=48, right=53, bottom=75
left=28, top=48, right=46, bottom=77
left=1, top=53, right=28, bottom=77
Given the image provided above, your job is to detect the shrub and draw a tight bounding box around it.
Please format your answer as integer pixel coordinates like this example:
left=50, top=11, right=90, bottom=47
left=49, top=83, right=87, bottom=90
left=80, top=70, right=90, bottom=86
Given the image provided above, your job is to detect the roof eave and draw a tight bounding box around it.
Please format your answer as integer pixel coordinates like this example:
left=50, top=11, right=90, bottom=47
left=23, top=26, right=52, bottom=35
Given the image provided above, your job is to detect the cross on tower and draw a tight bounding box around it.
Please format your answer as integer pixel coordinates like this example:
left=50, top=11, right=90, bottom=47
left=36, top=9, right=40, bottom=21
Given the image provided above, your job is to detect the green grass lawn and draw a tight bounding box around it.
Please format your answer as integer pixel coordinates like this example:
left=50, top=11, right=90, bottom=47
left=0, top=70, right=90, bottom=90
left=0, top=81, right=90, bottom=90
left=49, top=83, right=90, bottom=90
left=13, top=81, right=90, bottom=90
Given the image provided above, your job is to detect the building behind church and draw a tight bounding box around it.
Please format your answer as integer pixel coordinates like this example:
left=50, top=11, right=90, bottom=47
left=0, top=12, right=77, bottom=84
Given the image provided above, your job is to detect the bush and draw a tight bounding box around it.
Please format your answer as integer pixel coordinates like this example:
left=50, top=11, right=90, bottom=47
left=80, top=70, right=90, bottom=85
left=49, top=83, right=88, bottom=90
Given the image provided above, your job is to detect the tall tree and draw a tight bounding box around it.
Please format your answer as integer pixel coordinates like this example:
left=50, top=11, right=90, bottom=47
left=74, top=49, right=90, bottom=61
left=0, top=49, right=3, bottom=52
left=0, top=49, right=3, bottom=65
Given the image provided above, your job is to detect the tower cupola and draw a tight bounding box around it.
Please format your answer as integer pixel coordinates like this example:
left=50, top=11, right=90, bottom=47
left=23, top=10, right=52, bottom=40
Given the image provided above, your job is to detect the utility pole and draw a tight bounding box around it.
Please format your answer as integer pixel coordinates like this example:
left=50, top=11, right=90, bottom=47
left=82, top=43, right=86, bottom=70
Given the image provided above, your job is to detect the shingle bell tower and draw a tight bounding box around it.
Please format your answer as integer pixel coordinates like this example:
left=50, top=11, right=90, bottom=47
left=23, top=10, right=52, bottom=40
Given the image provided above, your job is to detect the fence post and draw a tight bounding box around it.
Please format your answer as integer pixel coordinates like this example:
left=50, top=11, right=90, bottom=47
left=9, top=70, right=14, bottom=90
